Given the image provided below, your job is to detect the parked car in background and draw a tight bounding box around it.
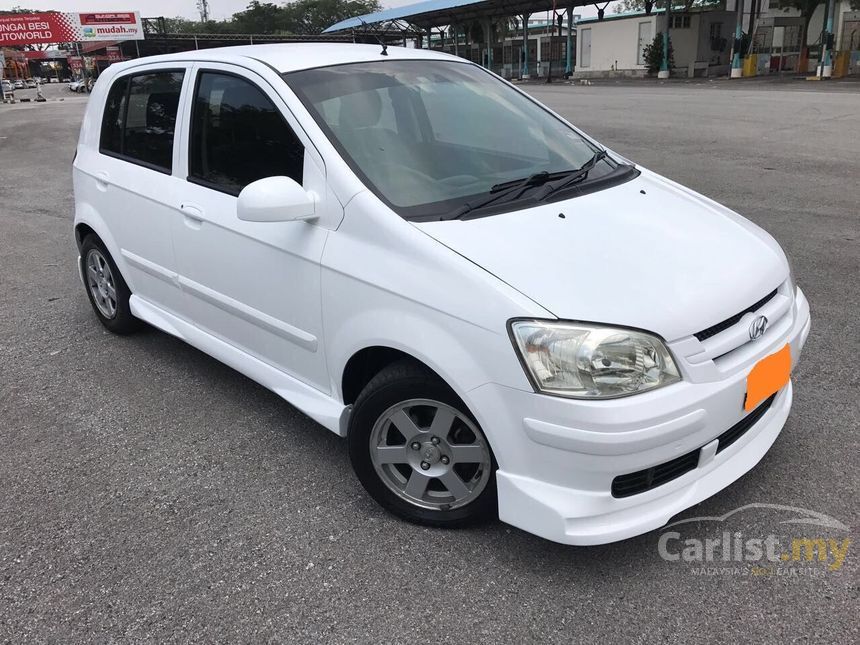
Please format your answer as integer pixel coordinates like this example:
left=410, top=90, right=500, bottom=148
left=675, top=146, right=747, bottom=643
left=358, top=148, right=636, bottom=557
left=1, top=79, right=14, bottom=96
left=72, top=44, right=811, bottom=546
left=13, top=79, right=25, bottom=90
left=69, top=79, right=86, bottom=93
left=26, top=78, right=37, bottom=88
left=50, top=77, right=59, bottom=83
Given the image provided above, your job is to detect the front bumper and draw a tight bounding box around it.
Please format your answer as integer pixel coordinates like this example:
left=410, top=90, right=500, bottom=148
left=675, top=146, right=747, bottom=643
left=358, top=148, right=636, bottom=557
left=468, top=287, right=811, bottom=545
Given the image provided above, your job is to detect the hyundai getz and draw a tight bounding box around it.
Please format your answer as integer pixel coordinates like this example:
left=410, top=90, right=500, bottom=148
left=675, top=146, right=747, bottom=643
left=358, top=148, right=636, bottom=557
left=73, top=44, right=811, bottom=545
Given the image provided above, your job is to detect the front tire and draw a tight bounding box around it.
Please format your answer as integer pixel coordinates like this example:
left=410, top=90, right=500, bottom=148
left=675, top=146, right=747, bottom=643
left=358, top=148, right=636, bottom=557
left=80, top=235, right=140, bottom=334
left=348, top=360, right=497, bottom=527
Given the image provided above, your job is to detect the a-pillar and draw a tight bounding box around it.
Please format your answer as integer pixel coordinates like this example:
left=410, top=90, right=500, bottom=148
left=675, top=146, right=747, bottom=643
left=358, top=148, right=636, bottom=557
left=730, top=0, right=744, bottom=78
left=565, top=7, right=573, bottom=76
left=522, top=13, right=530, bottom=78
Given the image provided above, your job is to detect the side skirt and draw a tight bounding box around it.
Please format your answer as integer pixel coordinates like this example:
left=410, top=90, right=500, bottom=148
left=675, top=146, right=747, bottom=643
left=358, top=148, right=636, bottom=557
left=129, top=294, right=348, bottom=437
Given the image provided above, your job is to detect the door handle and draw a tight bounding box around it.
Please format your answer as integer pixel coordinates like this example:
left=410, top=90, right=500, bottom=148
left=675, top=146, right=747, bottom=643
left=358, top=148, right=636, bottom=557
left=180, top=203, right=205, bottom=227
left=95, top=171, right=110, bottom=191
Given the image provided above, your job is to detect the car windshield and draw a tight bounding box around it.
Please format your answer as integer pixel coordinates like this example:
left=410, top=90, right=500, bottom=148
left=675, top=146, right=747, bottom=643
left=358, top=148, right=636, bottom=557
left=284, top=60, right=610, bottom=220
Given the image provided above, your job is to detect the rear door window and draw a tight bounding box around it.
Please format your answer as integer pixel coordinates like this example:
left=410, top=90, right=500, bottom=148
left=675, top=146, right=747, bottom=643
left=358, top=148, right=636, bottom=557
left=99, top=70, right=184, bottom=173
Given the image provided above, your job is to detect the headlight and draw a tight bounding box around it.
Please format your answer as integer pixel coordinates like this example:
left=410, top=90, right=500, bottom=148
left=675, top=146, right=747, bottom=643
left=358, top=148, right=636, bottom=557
left=509, top=320, right=681, bottom=399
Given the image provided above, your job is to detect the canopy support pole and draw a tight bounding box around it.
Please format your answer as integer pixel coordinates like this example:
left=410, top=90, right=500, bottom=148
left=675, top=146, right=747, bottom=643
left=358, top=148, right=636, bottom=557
left=522, top=13, right=530, bottom=78
left=730, top=0, right=744, bottom=78
left=565, top=7, right=573, bottom=76
left=483, top=20, right=493, bottom=70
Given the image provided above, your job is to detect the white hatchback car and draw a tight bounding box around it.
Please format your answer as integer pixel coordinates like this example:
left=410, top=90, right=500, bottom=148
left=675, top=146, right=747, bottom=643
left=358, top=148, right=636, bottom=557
left=73, top=44, right=811, bottom=545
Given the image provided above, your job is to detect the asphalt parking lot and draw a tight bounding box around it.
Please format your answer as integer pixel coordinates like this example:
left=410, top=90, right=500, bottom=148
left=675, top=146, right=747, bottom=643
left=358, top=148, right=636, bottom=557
left=1, top=80, right=858, bottom=642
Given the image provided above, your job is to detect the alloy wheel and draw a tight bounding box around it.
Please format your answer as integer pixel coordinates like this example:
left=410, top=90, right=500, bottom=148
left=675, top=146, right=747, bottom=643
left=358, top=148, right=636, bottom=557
left=86, top=248, right=117, bottom=319
left=369, top=399, right=492, bottom=511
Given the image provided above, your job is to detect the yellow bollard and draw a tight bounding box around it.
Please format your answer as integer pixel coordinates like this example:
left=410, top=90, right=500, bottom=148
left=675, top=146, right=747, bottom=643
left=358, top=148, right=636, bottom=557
left=832, top=51, right=849, bottom=78
left=742, top=55, right=758, bottom=77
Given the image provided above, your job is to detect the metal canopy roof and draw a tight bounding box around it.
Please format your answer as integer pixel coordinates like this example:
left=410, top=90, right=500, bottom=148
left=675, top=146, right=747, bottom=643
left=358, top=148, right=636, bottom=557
left=324, top=0, right=591, bottom=32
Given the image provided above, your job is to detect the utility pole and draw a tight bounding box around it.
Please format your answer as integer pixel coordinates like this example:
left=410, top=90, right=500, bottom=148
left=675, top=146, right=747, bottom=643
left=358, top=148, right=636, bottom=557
left=76, top=41, right=89, bottom=86
left=0, top=50, right=8, bottom=103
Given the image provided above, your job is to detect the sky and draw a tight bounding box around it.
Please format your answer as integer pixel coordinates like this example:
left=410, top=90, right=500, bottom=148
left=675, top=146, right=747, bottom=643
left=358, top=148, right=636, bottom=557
left=11, top=1, right=604, bottom=22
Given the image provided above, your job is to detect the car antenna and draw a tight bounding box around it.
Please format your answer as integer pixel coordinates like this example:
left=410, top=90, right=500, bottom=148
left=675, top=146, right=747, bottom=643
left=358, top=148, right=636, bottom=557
left=358, top=18, right=389, bottom=56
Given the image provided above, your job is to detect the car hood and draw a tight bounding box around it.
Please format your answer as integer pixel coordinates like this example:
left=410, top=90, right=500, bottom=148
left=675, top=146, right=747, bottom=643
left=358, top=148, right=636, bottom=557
left=414, top=170, right=788, bottom=342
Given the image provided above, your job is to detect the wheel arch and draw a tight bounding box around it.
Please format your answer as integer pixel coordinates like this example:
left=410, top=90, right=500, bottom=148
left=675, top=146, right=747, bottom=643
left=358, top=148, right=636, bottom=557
left=74, top=222, right=98, bottom=249
left=73, top=203, right=132, bottom=289
left=341, top=346, right=444, bottom=406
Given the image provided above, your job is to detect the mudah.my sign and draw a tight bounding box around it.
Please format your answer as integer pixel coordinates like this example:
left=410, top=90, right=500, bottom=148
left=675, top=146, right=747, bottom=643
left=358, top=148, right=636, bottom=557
left=0, top=12, right=144, bottom=46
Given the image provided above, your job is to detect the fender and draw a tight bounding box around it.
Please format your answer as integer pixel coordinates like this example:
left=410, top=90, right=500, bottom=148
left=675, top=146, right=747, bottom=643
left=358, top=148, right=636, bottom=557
left=328, top=306, right=528, bottom=407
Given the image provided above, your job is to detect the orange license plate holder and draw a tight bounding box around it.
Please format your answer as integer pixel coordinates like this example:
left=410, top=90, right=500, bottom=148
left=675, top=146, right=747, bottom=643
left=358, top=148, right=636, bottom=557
left=744, top=343, right=791, bottom=411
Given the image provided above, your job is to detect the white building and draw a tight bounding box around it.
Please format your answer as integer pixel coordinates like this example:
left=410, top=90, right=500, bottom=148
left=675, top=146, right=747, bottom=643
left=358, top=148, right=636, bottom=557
left=740, top=0, right=860, bottom=74
left=575, top=1, right=859, bottom=77
left=575, top=7, right=736, bottom=78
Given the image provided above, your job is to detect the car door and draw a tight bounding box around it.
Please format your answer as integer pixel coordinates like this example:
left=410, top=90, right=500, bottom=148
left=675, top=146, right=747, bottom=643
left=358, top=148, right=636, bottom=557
left=170, top=63, right=330, bottom=393
left=83, top=64, right=191, bottom=316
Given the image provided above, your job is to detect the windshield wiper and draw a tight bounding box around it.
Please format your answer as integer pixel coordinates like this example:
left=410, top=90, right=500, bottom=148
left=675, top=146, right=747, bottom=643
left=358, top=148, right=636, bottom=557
left=441, top=170, right=552, bottom=220
left=534, top=150, right=608, bottom=201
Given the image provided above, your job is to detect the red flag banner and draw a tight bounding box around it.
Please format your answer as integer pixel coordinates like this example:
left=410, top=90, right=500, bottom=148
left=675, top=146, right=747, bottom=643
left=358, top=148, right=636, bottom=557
left=0, top=12, right=144, bottom=46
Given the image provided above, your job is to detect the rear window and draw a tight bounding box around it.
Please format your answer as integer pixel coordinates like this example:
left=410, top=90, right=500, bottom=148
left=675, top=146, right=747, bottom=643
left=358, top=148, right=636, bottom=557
left=99, top=70, right=184, bottom=173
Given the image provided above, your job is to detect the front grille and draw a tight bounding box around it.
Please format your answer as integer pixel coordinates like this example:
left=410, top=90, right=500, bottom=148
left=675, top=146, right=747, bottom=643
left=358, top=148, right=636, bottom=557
left=694, top=289, right=778, bottom=342
left=611, top=394, right=778, bottom=498
left=716, top=393, right=777, bottom=454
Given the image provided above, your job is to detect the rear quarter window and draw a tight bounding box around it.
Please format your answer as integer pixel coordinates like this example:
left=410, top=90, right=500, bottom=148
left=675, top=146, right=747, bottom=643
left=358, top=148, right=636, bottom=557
left=100, top=76, right=128, bottom=156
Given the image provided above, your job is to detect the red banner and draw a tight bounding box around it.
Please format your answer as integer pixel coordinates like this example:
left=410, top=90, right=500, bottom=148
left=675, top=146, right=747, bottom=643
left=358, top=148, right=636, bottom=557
left=106, top=46, right=122, bottom=62
left=0, top=12, right=143, bottom=46
left=68, top=56, right=83, bottom=74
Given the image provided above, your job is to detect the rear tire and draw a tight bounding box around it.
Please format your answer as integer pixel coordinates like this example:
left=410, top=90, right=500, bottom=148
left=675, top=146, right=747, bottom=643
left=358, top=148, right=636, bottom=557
left=80, top=235, right=140, bottom=335
left=348, top=360, right=497, bottom=527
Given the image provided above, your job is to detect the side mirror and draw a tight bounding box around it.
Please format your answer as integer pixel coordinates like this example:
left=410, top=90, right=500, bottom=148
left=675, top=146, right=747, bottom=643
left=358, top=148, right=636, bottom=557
left=237, top=176, right=316, bottom=223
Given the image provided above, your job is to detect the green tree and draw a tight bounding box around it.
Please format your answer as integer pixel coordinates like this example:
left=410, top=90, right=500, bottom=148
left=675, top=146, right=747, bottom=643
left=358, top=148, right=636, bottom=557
left=642, top=33, right=674, bottom=74
left=232, top=1, right=290, bottom=33
left=160, top=1, right=382, bottom=36
left=283, top=0, right=382, bottom=35
left=613, top=0, right=720, bottom=14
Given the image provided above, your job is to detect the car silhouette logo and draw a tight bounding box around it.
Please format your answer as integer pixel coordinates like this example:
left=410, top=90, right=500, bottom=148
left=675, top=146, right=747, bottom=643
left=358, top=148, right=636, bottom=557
left=749, top=315, right=768, bottom=340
